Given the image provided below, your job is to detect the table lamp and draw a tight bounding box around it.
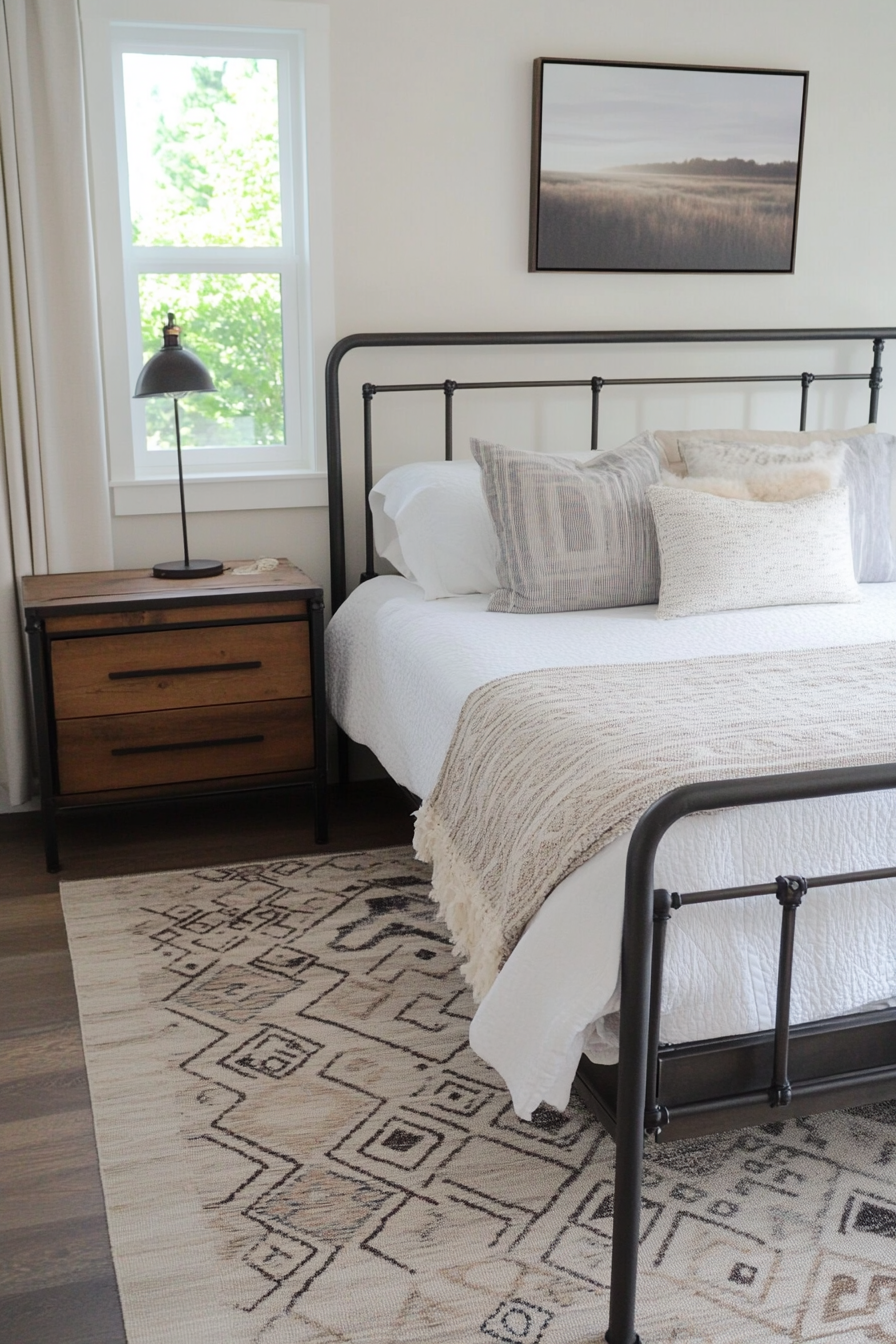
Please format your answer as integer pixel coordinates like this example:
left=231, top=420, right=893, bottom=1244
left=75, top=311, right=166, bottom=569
left=133, top=313, right=224, bottom=579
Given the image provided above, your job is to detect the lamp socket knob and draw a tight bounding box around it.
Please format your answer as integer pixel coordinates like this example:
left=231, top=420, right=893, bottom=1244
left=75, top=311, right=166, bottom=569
left=162, top=313, right=181, bottom=347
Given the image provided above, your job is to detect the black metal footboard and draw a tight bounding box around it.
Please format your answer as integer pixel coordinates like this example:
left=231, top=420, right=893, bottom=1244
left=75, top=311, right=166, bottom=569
left=579, top=761, right=896, bottom=1344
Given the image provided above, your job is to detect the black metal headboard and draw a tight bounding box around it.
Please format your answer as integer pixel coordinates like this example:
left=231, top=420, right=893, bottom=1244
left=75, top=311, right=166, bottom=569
left=325, top=327, right=896, bottom=612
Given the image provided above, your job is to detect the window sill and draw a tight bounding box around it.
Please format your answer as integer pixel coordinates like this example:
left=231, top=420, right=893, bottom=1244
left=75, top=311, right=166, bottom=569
left=111, top=472, right=328, bottom=515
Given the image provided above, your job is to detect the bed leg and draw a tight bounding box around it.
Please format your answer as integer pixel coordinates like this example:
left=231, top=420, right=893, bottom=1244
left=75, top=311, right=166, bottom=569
left=337, top=726, right=350, bottom=787
left=604, top=1073, right=646, bottom=1344
left=604, top=830, right=657, bottom=1343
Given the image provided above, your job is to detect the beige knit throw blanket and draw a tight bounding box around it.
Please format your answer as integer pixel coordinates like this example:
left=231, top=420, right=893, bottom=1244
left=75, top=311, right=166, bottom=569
left=414, top=639, right=896, bottom=1001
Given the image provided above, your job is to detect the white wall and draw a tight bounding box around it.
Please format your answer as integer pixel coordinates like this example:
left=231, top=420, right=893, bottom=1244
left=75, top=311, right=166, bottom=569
left=110, top=0, right=896, bottom=601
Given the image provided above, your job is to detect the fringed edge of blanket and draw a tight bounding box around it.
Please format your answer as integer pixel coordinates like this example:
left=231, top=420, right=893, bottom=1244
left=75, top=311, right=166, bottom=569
left=414, top=801, right=504, bottom=1003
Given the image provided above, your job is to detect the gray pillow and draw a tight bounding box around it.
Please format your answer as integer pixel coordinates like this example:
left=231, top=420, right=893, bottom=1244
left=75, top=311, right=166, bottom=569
left=679, top=431, right=896, bottom=582
left=472, top=435, right=662, bottom=613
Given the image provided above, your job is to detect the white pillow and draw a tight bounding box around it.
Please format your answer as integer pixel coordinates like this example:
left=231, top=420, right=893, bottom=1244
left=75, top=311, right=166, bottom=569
left=648, top=485, right=861, bottom=619
left=369, top=461, right=500, bottom=599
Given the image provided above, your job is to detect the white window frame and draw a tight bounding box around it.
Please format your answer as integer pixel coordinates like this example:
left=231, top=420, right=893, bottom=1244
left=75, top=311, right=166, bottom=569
left=81, top=0, right=333, bottom=515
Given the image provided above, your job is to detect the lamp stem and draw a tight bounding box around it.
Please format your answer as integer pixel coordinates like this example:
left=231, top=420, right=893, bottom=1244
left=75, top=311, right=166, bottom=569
left=173, top=396, right=190, bottom=567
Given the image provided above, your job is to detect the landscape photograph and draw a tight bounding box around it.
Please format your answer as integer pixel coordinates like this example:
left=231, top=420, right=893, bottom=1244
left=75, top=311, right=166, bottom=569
left=531, top=60, right=808, bottom=272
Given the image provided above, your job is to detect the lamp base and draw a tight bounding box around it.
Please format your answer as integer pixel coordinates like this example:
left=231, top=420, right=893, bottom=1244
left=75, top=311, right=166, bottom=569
left=153, top=559, right=224, bottom=579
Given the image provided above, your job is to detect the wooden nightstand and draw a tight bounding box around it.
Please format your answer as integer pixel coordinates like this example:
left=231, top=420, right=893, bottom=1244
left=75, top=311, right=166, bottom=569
left=22, top=560, right=327, bottom=871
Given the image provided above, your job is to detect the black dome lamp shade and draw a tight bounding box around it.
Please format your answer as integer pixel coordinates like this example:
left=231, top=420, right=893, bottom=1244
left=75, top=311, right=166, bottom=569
left=134, top=313, right=224, bottom=579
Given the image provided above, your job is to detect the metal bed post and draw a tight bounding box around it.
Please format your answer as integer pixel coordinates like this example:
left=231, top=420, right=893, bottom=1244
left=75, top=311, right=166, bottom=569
left=361, top=383, right=377, bottom=583
left=605, top=819, right=662, bottom=1344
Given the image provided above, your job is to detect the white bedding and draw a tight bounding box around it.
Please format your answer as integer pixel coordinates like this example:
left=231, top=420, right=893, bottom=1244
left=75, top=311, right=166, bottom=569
left=326, top=576, right=896, bottom=1118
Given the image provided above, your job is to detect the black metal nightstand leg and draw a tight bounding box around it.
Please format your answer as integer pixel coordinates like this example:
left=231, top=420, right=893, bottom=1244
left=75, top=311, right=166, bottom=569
left=41, top=800, right=60, bottom=873
left=314, top=781, right=328, bottom=844
left=25, top=611, right=61, bottom=872
left=309, top=597, right=328, bottom=843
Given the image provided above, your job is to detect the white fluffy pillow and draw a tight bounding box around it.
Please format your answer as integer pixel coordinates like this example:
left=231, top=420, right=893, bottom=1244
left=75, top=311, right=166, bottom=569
left=648, top=485, right=861, bottom=619
left=369, top=461, right=500, bottom=599
left=659, top=449, right=844, bottom=502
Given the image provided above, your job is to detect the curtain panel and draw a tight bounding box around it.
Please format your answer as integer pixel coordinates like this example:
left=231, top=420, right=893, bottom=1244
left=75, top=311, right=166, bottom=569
left=0, top=0, right=113, bottom=806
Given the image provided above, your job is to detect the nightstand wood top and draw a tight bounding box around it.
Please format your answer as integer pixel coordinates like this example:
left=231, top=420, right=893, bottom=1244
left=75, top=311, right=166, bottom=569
left=22, top=560, right=321, bottom=616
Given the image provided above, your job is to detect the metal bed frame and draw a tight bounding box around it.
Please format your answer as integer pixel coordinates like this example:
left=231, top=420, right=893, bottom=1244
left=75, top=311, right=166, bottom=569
left=325, top=328, right=896, bottom=1343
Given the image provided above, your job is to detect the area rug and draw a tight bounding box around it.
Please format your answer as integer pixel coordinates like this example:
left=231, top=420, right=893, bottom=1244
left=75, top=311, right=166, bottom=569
left=61, top=846, right=896, bottom=1344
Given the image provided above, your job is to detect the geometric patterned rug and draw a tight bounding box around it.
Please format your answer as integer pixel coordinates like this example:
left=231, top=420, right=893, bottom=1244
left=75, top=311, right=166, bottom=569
left=60, top=847, right=896, bottom=1343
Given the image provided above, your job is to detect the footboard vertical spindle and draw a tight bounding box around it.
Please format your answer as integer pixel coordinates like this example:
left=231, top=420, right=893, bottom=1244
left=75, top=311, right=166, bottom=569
left=769, top=874, right=807, bottom=1107
left=645, top=889, right=678, bottom=1136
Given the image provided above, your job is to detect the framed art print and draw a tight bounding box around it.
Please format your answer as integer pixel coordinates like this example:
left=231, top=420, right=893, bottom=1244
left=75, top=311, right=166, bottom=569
left=529, top=58, right=808, bottom=273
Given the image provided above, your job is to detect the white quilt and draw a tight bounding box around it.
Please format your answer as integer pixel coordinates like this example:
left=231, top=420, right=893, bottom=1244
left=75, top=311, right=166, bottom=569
left=326, top=577, right=896, bottom=1118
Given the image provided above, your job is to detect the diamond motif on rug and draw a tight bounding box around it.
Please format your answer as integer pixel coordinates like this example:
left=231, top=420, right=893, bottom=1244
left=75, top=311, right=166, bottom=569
left=62, top=847, right=896, bottom=1343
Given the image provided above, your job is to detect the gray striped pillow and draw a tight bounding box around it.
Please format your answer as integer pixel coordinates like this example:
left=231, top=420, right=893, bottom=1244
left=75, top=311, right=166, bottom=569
left=472, top=435, right=662, bottom=613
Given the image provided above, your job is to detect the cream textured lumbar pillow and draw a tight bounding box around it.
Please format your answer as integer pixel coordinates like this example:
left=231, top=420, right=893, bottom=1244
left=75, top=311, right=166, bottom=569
left=647, top=485, right=861, bottom=619
left=678, top=437, right=846, bottom=478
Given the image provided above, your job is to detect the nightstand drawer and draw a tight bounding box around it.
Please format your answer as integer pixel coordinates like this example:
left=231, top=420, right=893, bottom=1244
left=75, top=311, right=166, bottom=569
left=56, top=697, right=314, bottom=794
left=45, top=599, right=306, bottom=634
left=51, top=621, right=310, bottom=718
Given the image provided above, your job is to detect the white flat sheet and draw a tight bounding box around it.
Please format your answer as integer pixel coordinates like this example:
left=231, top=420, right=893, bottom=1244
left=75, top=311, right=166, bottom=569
left=326, top=577, right=896, bottom=1118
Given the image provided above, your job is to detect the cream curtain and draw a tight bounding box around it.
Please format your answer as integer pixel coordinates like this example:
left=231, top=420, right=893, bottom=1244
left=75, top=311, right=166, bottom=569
left=0, top=0, right=113, bottom=806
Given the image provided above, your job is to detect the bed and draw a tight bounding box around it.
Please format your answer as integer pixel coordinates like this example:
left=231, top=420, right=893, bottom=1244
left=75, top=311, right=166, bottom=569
left=323, top=327, right=896, bottom=1344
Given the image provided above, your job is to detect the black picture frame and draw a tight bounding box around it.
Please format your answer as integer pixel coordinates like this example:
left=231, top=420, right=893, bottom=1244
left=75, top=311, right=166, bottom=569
left=529, top=58, right=809, bottom=274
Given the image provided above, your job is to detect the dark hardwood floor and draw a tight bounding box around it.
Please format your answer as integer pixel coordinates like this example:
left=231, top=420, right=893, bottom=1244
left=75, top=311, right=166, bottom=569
left=0, top=782, right=415, bottom=1343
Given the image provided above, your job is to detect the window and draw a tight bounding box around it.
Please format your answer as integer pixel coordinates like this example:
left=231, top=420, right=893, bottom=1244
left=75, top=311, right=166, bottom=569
left=82, top=1, right=333, bottom=514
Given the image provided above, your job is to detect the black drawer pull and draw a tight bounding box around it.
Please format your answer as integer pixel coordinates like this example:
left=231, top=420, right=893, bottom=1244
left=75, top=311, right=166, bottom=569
left=108, top=660, right=262, bottom=681
left=111, top=734, right=264, bottom=757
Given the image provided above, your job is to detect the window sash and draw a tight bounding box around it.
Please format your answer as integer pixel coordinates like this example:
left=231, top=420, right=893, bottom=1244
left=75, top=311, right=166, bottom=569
left=109, top=21, right=315, bottom=475
left=125, top=257, right=304, bottom=474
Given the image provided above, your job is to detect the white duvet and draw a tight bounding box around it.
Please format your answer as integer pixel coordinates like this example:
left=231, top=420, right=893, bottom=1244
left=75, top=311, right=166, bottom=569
left=326, top=576, right=896, bottom=1118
